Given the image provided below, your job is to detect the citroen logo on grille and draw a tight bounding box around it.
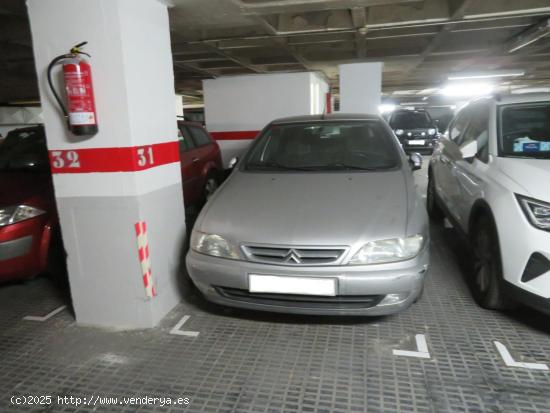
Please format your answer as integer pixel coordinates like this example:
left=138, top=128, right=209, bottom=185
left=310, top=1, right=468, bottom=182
left=284, top=249, right=302, bottom=264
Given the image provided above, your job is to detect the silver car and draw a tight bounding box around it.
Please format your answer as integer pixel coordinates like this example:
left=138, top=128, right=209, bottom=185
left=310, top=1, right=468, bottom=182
left=186, top=114, right=430, bottom=316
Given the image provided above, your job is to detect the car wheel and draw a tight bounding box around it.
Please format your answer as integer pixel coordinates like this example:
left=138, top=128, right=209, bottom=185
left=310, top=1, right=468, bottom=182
left=471, top=217, right=514, bottom=310
left=203, top=172, right=219, bottom=202
left=426, top=171, right=444, bottom=223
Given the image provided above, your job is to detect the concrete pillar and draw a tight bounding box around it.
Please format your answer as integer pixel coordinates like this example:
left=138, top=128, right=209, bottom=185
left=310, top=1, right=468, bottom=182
left=27, top=0, right=185, bottom=329
left=203, top=72, right=328, bottom=166
left=339, top=62, right=383, bottom=114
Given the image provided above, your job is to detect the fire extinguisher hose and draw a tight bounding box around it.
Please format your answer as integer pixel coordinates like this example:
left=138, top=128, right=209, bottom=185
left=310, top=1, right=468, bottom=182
left=47, top=53, right=73, bottom=120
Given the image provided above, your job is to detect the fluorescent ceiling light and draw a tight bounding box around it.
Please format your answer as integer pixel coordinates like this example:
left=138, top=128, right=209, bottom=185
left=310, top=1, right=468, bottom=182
left=400, top=102, right=427, bottom=106
left=511, top=87, right=550, bottom=94
left=440, top=82, right=494, bottom=97
left=378, top=104, right=396, bottom=113
left=448, top=70, right=525, bottom=80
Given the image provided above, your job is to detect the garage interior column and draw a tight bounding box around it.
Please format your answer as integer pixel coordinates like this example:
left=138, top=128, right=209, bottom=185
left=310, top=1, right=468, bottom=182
left=339, top=62, right=383, bottom=114
left=27, top=0, right=185, bottom=328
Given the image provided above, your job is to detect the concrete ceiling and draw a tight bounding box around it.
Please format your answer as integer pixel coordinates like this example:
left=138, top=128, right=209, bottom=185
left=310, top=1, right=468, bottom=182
left=1, top=0, right=550, bottom=105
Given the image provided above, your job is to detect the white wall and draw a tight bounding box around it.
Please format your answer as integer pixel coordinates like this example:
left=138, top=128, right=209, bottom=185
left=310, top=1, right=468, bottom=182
left=175, top=94, right=184, bottom=117
left=339, top=62, right=382, bottom=114
left=203, top=72, right=328, bottom=165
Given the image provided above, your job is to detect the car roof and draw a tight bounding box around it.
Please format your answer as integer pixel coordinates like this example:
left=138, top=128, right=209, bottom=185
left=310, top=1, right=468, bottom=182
left=270, top=113, right=381, bottom=125
left=392, top=108, right=427, bottom=112
left=470, top=93, right=550, bottom=106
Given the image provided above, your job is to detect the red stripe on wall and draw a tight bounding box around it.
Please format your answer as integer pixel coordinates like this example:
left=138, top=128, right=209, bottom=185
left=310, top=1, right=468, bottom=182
left=210, top=130, right=259, bottom=140
left=48, top=141, right=180, bottom=174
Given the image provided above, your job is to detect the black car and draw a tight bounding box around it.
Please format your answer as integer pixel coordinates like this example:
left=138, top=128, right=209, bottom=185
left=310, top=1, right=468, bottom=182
left=388, top=109, right=439, bottom=153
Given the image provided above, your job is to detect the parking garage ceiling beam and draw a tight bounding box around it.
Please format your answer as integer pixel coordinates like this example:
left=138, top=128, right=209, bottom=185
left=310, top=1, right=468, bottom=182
left=173, top=61, right=217, bottom=78
left=232, top=0, right=423, bottom=16
left=402, top=0, right=473, bottom=78
left=202, top=41, right=267, bottom=73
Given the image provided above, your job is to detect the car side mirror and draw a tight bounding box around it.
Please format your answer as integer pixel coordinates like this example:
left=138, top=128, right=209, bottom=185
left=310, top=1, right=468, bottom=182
left=459, top=140, right=477, bottom=161
left=228, top=156, right=239, bottom=169
left=409, top=152, right=422, bottom=171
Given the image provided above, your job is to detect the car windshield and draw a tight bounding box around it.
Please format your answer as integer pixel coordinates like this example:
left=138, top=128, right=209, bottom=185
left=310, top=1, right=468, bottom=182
left=244, top=120, right=400, bottom=172
left=390, top=111, right=432, bottom=129
left=499, top=102, right=550, bottom=159
left=0, top=127, right=50, bottom=172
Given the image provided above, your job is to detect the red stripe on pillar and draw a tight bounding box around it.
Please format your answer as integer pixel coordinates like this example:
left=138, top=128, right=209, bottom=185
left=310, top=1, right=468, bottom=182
left=210, top=131, right=259, bottom=140
left=49, top=141, right=180, bottom=174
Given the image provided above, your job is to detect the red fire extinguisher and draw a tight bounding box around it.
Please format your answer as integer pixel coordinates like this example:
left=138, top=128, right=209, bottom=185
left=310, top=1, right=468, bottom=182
left=47, top=42, right=98, bottom=136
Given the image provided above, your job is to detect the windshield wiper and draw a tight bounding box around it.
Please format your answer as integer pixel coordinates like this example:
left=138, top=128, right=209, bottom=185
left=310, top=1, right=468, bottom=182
left=246, top=161, right=314, bottom=171
left=318, top=163, right=390, bottom=171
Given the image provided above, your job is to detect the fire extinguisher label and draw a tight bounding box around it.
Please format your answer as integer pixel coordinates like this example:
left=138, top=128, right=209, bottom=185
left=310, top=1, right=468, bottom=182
left=63, top=60, right=98, bottom=127
left=69, top=112, right=96, bottom=125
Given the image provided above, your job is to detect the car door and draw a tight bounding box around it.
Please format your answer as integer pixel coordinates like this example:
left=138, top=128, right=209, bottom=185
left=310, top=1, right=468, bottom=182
left=449, top=102, right=491, bottom=230
left=177, top=123, right=200, bottom=206
left=186, top=124, right=216, bottom=189
left=433, top=106, right=472, bottom=217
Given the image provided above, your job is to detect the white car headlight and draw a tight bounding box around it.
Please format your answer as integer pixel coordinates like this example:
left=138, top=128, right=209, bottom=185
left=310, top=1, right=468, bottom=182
left=395, top=129, right=404, bottom=136
left=190, top=230, right=240, bottom=259
left=428, top=128, right=436, bottom=135
left=348, top=234, right=424, bottom=265
left=517, top=195, right=550, bottom=231
left=0, top=205, right=45, bottom=227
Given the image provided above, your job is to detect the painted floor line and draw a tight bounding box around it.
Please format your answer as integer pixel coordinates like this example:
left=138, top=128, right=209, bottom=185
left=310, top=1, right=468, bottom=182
left=23, top=305, right=67, bottom=322
left=393, top=334, right=431, bottom=359
left=494, top=341, right=548, bottom=370
left=170, top=315, right=200, bottom=337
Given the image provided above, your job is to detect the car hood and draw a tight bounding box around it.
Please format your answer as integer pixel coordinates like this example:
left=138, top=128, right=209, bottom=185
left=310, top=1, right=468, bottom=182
left=0, top=172, right=53, bottom=207
left=496, top=158, right=550, bottom=202
left=197, top=169, right=410, bottom=247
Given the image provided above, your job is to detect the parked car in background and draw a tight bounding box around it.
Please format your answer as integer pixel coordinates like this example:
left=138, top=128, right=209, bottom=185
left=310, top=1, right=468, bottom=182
left=177, top=121, right=223, bottom=207
left=428, top=94, right=550, bottom=313
left=187, top=114, right=429, bottom=316
left=389, top=109, right=439, bottom=153
left=0, top=125, right=61, bottom=283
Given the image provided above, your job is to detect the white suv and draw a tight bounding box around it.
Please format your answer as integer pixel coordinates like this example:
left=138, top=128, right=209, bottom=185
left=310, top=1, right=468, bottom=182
left=428, top=94, right=550, bottom=312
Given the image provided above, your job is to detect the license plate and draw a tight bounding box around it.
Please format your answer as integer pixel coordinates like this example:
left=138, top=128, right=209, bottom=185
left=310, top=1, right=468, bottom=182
left=408, top=139, right=425, bottom=145
left=249, top=274, right=337, bottom=296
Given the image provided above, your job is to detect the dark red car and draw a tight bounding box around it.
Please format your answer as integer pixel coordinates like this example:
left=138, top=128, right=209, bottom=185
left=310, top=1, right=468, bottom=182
left=177, top=121, right=223, bottom=207
left=0, top=125, right=60, bottom=282
left=0, top=122, right=223, bottom=282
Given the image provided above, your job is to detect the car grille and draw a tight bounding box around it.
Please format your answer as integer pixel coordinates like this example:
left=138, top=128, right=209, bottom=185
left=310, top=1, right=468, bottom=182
left=215, top=287, right=384, bottom=309
left=242, top=245, right=347, bottom=266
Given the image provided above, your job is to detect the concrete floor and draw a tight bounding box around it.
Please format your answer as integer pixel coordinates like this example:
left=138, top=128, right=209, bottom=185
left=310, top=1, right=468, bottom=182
left=1, top=158, right=550, bottom=412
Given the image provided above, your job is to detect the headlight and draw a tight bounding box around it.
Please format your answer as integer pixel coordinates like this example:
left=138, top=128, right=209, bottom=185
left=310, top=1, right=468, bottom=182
left=395, top=129, right=404, bottom=136
left=517, top=195, right=550, bottom=231
left=190, top=230, right=240, bottom=259
left=428, top=128, right=436, bottom=135
left=0, top=205, right=45, bottom=227
left=348, top=234, right=424, bottom=265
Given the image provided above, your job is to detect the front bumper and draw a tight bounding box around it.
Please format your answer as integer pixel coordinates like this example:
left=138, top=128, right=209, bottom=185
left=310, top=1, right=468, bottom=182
left=0, top=216, right=50, bottom=282
left=400, top=139, right=438, bottom=152
left=186, top=245, right=429, bottom=316
left=498, top=205, right=550, bottom=304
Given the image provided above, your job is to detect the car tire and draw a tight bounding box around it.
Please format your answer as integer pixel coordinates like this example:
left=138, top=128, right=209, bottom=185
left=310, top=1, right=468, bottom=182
left=203, top=171, right=219, bottom=203
left=470, top=217, right=514, bottom=310
left=427, top=171, right=444, bottom=223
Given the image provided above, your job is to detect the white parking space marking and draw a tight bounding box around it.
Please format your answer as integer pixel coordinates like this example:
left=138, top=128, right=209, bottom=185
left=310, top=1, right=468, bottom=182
left=169, top=315, right=200, bottom=337
left=393, top=334, right=431, bottom=359
left=494, top=341, right=549, bottom=371
left=23, top=305, right=67, bottom=322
